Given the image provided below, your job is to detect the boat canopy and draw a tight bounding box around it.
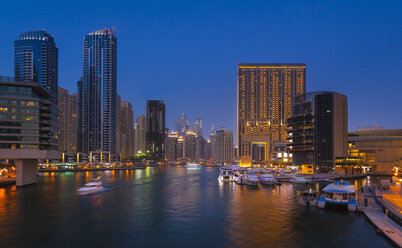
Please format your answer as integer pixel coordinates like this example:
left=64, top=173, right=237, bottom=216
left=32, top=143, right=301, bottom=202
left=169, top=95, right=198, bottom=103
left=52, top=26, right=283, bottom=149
left=322, top=181, right=355, bottom=193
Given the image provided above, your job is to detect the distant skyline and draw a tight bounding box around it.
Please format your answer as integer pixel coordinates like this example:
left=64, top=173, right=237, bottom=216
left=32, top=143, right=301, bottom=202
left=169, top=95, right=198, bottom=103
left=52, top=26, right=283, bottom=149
left=1, top=0, right=402, bottom=140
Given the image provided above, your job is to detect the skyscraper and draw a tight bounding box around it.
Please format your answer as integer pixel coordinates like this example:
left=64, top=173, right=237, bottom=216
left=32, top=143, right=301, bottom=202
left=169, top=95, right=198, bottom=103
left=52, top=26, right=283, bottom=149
left=146, top=100, right=166, bottom=160
left=287, top=91, right=348, bottom=173
left=193, top=118, right=203, bottom=137
left=175, top=113, right=188, bottom=135
left=237, top=63, right=306, bottom=166
left=205, top=126, right=216, bottom=161
left=216, top=128, right=234, bottom=164
left=57, top=87, right=78, bottom=153
left=118, top=101, right=134, bottom=160
left=134, top=115, right=147, bottom=155
left=165, top=131, right=178, bottom=161
left=78, top=28, right=117, bottom=156
left=184, top=130, right=196, bottom=160
left=14, top=30, right=58, bottom=102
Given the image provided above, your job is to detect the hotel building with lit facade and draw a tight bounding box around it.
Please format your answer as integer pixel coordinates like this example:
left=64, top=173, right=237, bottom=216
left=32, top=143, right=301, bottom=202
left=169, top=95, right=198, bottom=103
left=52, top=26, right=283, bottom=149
left=237, top=63, right=306, bottom=166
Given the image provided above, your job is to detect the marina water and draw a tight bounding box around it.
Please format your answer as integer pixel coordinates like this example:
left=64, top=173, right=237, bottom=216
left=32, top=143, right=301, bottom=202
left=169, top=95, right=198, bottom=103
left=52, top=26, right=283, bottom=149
left=0, top=167, right=394, bottom=248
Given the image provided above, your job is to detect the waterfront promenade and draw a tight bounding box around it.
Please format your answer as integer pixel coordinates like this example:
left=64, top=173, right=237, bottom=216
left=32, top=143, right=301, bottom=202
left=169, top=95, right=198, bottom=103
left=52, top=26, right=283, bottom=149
left=358, top=183, right=402, bottom=247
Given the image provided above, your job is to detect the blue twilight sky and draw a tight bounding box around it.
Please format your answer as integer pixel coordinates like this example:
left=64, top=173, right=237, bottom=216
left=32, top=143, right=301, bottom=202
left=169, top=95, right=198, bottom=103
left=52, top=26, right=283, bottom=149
left=0, top=0, right=402, bottom=140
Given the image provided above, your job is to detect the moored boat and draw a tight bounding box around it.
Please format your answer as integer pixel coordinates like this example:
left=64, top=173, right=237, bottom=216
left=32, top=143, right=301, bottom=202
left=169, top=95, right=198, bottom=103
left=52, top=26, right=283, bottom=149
left=259, top=174, right=277, bottom=186
left=318, top=180, right=357, bottom=211
left=299, top=189, right=318, bottom=207
left=219, top=168, right=236, bottom=182
left=290, top=176, right=308, bottom=184
left=244, top=174, right=259, bottom=187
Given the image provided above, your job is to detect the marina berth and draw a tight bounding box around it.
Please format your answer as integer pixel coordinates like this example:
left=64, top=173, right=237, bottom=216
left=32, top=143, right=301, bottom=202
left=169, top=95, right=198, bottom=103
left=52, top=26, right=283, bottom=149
left=318, top=180, right=357, bottom=211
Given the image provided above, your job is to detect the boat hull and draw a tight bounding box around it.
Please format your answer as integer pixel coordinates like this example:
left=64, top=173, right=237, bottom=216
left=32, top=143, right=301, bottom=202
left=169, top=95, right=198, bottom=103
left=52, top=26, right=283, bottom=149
left=77, top=187, right=103, bottom=195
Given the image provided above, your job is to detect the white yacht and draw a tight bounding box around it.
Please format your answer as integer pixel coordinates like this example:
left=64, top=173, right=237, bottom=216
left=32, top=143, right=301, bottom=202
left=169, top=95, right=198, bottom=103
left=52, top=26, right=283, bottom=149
left=318, top=180, right=357, bottom=211
left=235, top=174, right=247, bottom=185
left=259, top=174, right=277, bottom=186
left=290, top=176, right=308, bottom=184
left=244, top=174, right=259, bottom=186
left=77, top=177, right=103, bottom=195
left=219, top=168, right=236, bottom=182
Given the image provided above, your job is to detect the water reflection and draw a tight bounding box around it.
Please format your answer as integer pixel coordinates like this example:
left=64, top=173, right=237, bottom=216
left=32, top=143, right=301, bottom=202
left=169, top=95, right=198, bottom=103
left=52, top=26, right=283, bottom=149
left=0, top=169, right=393, bottom=248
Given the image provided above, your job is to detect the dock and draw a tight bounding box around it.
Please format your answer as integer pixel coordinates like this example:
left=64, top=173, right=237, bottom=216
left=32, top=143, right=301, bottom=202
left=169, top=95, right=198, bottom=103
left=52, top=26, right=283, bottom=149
left=358, top=184, right=402, bottom=247
left=363, top=209, right=402, bottom=247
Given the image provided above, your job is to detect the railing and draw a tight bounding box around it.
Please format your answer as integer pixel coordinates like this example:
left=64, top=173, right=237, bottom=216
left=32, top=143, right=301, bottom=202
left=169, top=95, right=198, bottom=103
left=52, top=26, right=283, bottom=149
left=382, top=197, right=402, bottom=219
left=0, top=76, right=16, bottom=82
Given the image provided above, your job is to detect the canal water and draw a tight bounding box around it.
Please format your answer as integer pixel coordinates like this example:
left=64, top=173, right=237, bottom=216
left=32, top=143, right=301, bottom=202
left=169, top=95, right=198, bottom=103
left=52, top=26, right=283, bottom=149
left=0, top=167, right=394, bottom=248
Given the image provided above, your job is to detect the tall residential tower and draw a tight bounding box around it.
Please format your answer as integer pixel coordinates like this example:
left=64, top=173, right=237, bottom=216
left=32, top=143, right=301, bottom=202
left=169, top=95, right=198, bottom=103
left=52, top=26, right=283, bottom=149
left=146, top=100, right=166, bottom=161
left=14, top=30, right=58, bottom=102
left=78, top=28, right=117, bottom=155
left=237, top=63, right=306, bottom=166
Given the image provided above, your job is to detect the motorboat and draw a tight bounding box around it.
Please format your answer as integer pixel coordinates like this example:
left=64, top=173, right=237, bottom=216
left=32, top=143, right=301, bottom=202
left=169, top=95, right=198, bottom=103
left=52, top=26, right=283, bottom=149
left=219, top=168, right=236, bottom=182
left=290, top=176, right=308, bottom=184
left=259, top=174, right=277, bottom=186
left=299, top=189, right=318, bottom=207
left=233, top=168, right=248, bottom=178
left=77, top=177, right=103, bottom=194
left=235, top=174, right=247, bottom=185
left=244, top=174, right=259, bottom=187
left=187, top=163, right=201, bottom=170
left=318, top=180, right=357, bottom=211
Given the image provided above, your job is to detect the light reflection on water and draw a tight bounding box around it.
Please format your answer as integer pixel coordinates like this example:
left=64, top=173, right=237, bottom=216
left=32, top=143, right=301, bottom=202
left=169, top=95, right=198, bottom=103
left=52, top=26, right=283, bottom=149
left=0, top=168, right=393, bottom=248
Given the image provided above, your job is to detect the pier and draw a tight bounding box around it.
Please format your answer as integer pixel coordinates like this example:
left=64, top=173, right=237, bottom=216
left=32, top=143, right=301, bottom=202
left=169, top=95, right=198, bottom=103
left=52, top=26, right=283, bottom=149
left=358, top=184, right=402, bottom=247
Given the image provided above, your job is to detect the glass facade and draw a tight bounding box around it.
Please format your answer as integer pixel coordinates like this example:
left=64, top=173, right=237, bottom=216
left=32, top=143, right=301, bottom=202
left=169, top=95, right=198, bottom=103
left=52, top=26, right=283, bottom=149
left=78, top=29, right=117, bottom=154
left=146, top=100, right=165, bottom=161
left=0, top=79, right=58, bottom=150
left=14, top=30, right=58, bottom=103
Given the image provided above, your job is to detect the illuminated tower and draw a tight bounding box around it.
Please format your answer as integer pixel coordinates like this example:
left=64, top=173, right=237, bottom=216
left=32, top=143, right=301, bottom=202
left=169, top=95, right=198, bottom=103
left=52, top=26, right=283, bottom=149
left=14, top=30, right=58, bottom=103
left=78, top=28, right=117, bottom=155
left=237, top=63, right=306, bottom=166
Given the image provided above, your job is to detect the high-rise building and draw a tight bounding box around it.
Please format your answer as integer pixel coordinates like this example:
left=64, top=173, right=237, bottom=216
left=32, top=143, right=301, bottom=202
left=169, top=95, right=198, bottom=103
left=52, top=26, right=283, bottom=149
left=165, top=131, right=178, bottom=161
left=14, top=30, right=58, bottom=103
left=57, top=87, right=77, bottom=153
left=237, top=63, right=306, bottom=166
left=216, top=128, right=234, bottom=164
left=287, top=91, right=347, bottom=173
left=116, top=94, right=121, bottom=156
left=134, top=115, right=147, bottom=155
left=175, top=113, right=188, bottom=135
left=195, top=136, right=206, bottom=161
left=78, top=28, right=117, bottom=156
left=205, top=125, right=216, bottom=161
left=184, top=130, right=196, bottom=160
left=118, top=101, right=134, bottom=160
left=193, top=118, right=203, bottom=137
left=146, top=100, right=165, bottom=160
